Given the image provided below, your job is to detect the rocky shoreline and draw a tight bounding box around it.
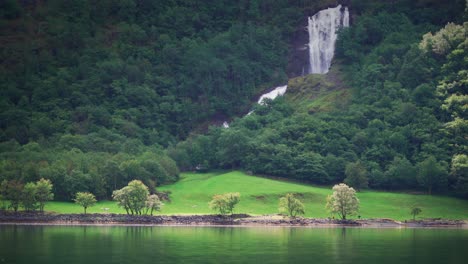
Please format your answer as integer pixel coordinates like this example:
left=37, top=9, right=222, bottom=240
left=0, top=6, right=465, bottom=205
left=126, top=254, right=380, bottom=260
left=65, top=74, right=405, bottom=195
left=0, top=212, right=466, bottom=228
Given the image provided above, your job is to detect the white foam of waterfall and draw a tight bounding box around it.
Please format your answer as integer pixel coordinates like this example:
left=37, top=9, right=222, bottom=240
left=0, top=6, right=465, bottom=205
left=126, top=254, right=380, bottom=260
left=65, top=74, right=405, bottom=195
left=223, top=85, right=288, bottom=126
left=308, top=5, right=349, bottom=74
left=257, top=85, right=288, bottom=105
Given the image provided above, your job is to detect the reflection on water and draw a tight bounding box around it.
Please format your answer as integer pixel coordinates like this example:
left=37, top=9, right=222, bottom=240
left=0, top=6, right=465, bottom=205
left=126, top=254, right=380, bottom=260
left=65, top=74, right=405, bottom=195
left=0, top=225, right=467, bottom=264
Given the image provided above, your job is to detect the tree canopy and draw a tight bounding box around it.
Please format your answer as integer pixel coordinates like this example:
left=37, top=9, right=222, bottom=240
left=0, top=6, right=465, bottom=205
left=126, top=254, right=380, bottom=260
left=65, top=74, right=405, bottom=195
left=74, top=192, right=97, bottom=214
left=326, top=184, right=360, bottom=220
left=113, top=180, right=150, bottom=215
left=279, top=193, right=305, bottom=218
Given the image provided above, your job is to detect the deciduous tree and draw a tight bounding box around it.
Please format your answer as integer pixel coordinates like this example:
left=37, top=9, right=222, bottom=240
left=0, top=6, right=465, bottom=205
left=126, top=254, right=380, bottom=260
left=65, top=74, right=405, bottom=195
left=416, top=156, right=448, bottom=194
left=145, top=194, right=162, bottom=215
left=112, top=180, right=149, bottom=215
left=5, top=180, right=23, bottom=212
left=344, top=161, right=368, bottom=191
left=74, top=192, right=97, bottom=214
left=411, top=207, right=422, bottom=220
left=326, top=183, right=360, bottom=220
left=21, top=182, right=37, bottom=211
left=451, top=154, right=468, bottom=198
left=35, top=178, right=54, bottom=212
left=209, top=192, right=240, bottom=215
left=278, top=193, right=305, bottom=218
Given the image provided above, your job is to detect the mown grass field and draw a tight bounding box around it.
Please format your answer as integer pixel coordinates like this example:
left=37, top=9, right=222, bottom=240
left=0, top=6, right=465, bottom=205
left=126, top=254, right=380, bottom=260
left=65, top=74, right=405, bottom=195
left=40, top=171, right=468, bottom=220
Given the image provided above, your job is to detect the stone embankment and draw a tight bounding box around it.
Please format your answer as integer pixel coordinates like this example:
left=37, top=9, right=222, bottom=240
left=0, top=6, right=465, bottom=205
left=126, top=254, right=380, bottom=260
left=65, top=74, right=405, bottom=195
left=0, top=212, right=465, bottom=227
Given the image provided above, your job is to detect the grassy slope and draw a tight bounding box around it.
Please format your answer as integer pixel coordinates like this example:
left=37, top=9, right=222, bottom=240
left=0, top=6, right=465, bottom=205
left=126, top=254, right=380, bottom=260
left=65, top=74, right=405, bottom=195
left=43, top=171, right=468, bottom=220
left=286, top=64, right=350, bottom=113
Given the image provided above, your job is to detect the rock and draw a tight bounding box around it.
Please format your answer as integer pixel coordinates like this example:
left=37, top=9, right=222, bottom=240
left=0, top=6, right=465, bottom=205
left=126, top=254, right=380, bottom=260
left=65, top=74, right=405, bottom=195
left=0, top=211, right=464, bottom=227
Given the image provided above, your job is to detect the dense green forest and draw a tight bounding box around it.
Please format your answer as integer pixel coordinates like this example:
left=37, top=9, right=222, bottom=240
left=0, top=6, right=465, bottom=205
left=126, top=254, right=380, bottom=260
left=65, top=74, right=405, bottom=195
left=0, top=0, right=326, bottom=200
left=0, top=0, right=467, bottom=201
left=168, top=1, right=468, bottom=197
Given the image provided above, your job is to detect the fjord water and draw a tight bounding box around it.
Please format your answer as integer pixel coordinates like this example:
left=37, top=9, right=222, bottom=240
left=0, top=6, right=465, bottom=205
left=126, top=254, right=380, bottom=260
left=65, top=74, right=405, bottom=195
left=1, top=226, right=467, bottom=264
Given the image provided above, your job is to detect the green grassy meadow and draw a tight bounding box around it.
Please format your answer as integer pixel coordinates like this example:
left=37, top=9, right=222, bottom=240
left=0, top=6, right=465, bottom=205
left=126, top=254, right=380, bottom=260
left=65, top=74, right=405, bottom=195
left=40, top=171, right=468, bottom=220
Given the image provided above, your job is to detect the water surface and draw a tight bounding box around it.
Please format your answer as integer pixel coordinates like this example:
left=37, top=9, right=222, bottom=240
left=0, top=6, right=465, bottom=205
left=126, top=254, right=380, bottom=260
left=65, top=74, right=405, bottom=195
left=0, top=225, right=466, bottom=264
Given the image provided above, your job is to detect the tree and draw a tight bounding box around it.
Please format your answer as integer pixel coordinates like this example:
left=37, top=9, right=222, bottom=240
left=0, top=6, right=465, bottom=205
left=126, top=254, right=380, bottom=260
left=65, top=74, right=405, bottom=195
left=145, top=194, right=162, bottom=215
left=209, top=192, right=240, bottom=215
left=74, top=192, right=97, bottom=214
left=278, top=193, right=305, bottom=218
left=0, top=180, right=7, bottom=210
left=410, top=207, right=422, bottom=220
left=419, top=23, right=466, bottom=56
left=344, top=161, right=369, bottom=191
left=384, top=157, right=417, bottom=189
left=21, top=182, right=37, bottom=211
left=112, top=180, right=149, bottom=215
left=451, top=154, right=468, bottom=198
left=416, top=156, right=448, bottom=194
left=112, top=189, right=131, bottom=214
left=294, top=152, right=329, bottom=183
left=5, top=180, right=23, bottom=212
left=35, top=178, right=54, bottom=212
left=216, top=129, right=250, bottom=168
left=326, top=183, right=360, bottom=220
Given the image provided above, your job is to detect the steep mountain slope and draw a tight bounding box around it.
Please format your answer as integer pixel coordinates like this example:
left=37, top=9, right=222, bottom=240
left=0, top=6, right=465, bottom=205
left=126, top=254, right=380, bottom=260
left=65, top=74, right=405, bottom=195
left=0, top=0, right=466, bottom=201
left=169, top=0, right=467, bottom=197
left=0, top=0, right=344, bottom=200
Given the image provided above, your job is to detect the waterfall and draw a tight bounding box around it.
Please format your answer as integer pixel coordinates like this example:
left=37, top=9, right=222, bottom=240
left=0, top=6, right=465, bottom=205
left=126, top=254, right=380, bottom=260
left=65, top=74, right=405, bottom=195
left=308, top=5, right=349, bottom=74
left=257, top=85, right=288, bottom=105
left=223, top=85, right=288, bottom=125
left=223, top=5, right=349, bottom=128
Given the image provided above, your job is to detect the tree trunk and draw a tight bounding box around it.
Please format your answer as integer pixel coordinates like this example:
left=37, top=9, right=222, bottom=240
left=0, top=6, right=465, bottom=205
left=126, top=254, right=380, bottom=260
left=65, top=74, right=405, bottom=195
left=84, top=207, right=87, bottom=214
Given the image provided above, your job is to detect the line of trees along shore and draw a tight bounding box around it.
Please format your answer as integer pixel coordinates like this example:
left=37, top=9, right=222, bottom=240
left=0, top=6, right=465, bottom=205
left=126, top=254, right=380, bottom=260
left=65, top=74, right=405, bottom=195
left=0, top=178, right=53, bottom=212
left=0, top=0, right=466, bottom=199
left=1, top=178, right=365, bottom=221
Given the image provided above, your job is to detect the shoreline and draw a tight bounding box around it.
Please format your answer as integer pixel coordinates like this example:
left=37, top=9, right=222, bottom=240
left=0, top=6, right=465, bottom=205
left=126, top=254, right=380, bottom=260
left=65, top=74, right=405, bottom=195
left=0, top=212, right=466, bottom=228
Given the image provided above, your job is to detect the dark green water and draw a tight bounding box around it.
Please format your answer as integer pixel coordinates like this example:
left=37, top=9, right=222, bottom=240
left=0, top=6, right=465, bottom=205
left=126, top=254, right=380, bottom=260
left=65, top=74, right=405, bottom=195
left=0, top=225, right=467, bottom=264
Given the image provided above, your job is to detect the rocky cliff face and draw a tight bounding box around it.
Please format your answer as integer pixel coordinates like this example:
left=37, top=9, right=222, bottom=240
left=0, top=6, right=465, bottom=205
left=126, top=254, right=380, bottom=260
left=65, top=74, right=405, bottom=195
left=287, top=18, right=310, bottom=78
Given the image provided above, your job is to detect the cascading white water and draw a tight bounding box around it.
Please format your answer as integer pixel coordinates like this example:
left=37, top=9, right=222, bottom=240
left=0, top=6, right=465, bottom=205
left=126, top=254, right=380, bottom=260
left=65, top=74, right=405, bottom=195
left=308, top=5, right=349, bottom=74
left=243, top=85, right=287, bottom=116
left=224, top=6, right=349, bottom=128
left=257, top=85, right=288, bottom=105
left=221, top=85, right=289, bottom=126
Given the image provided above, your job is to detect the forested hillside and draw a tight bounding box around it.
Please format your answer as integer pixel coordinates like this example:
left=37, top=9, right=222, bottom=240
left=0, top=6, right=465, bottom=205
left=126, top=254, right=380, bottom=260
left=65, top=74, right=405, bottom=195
left=0, top=0, right=467, bottom=200
left=0, top=0, right=336, bottom=200
left=168, top=0, right=468, bottom=197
